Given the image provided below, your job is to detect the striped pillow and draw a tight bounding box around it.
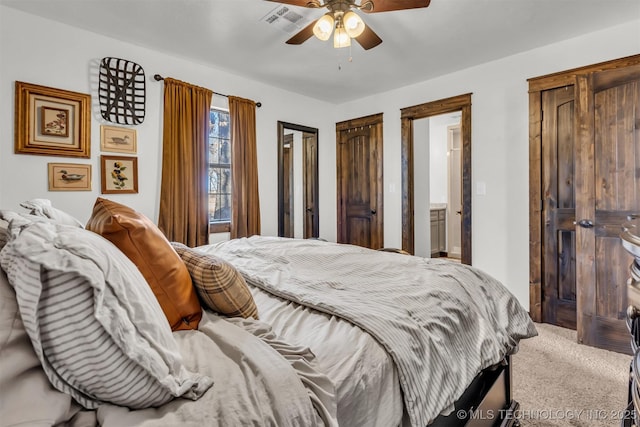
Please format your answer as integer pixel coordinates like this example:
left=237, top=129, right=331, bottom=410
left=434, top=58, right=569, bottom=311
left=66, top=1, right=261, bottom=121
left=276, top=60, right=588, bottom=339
left=0, top=221, right=213, bottom=409
left=172, top=242, right=258, bottom=319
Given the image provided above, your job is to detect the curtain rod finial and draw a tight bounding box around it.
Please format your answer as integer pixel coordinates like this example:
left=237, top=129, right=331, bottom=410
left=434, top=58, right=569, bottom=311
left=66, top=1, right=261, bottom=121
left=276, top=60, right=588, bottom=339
left=153, top=74, right=163, bottom=81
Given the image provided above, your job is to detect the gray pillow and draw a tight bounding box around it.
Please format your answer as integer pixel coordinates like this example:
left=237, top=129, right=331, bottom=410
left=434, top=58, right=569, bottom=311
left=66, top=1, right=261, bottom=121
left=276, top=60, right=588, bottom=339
left=0, top=220, right=213, bottom=409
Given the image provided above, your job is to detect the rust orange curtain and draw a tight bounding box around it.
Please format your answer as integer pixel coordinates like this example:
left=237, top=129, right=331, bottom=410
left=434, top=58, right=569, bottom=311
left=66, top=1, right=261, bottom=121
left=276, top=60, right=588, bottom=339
left=228, top=96, right=261, bottom=238
left=158, top=78, right=213, bottom=247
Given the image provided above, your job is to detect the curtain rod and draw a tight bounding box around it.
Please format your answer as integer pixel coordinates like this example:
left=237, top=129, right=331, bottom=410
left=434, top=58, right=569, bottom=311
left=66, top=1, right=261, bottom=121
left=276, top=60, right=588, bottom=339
left=153, top=74, right=262, bottom=108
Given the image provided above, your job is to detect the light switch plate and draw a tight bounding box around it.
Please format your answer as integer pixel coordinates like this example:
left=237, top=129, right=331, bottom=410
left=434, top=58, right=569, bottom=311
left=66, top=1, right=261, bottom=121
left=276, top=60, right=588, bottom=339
left=476, top=181, right=486, bottom=195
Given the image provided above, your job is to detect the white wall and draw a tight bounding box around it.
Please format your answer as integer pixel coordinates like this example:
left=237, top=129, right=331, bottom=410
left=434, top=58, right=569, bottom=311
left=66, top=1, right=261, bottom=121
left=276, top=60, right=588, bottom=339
left=0, top=6, right=336, bottom=240
left=1, top=5, right=639, bottom=309
left=333, top=20, right=640, bottom=307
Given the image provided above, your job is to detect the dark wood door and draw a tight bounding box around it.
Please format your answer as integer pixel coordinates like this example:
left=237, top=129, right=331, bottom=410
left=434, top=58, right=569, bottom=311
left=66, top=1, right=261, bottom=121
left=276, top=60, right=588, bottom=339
left=302, top=131, right=319, bottom=238
left=336, top=113, right=383, bottom=249
left=541, top=86, right=577, bottom=329
left=576, top=64, right=640, bottom=353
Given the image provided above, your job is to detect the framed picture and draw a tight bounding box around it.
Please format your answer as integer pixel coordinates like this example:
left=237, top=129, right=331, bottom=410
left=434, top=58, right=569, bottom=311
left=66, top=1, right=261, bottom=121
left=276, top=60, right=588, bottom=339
left=15, top=81, right=91, bottom=158
left=100, top=125, right=137, bottom=154
left=48, top=163, right=92, bottom=191
left=101, top=155, right=138, bottom=194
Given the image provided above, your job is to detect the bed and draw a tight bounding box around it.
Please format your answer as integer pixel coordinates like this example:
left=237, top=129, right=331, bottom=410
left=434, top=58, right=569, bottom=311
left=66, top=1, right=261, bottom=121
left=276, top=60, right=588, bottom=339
left=0, top=198, right=537, bottom=427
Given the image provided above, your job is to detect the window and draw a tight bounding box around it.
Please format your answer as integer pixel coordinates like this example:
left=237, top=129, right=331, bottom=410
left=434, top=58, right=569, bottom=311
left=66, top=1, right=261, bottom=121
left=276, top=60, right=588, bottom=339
left=208, top=108, right=231, bottom=232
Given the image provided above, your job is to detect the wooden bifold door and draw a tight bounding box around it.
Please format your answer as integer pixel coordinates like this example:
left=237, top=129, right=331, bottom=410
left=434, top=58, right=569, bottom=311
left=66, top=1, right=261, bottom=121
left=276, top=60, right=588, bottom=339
left=530, top=55, right=640, bottom=353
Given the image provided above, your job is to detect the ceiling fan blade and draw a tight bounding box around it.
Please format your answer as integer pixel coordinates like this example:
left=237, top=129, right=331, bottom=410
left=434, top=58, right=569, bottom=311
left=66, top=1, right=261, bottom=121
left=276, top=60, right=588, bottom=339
left=355, top=25, right=382, bottom=50
left=264, top=0, right=321, bottom=7
left=360, top=0, right=431, bottom=13
left=286, top=19, right=317, bottom=45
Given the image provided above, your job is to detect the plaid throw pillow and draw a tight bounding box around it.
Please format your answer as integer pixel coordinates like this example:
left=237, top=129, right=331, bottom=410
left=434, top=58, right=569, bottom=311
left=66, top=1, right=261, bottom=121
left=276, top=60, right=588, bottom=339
left=171, top=242, right=258, bottom=319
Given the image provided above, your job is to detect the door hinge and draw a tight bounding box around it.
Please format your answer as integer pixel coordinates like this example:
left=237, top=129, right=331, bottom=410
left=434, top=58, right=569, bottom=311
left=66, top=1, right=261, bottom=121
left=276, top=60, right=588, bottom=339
left=540, top=110, right=543, bottom=122
left=540, top=199, right=544, bottom=211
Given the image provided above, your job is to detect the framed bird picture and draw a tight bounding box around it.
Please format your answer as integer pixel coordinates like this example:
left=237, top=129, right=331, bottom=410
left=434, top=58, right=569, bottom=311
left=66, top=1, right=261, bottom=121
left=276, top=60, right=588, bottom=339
left=48, top=163, right=92, bottom=191
left=15, top=81, right=91, bottom=158
left=100, top=155, right=138, bottom=194
left=100, top=125, right=137, bottom=154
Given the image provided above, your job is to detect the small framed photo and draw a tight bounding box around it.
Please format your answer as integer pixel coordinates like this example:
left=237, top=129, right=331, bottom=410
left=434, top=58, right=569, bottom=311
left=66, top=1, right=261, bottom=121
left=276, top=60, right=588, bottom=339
left=15, top=81, right=91, bottom=158
left=100, top=125, right=137, bottom=154
left=101, top=155, right=138, bottom=194
left=48, top=163, right=92, bottom=191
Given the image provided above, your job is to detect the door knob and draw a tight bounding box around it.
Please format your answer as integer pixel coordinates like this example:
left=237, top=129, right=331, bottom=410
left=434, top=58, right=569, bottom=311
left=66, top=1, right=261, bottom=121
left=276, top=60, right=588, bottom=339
left=371, top=210, right=377, bottom=215
left=575, top=219, right=594, bottom=228
left=456, top=210, right=462, bottom=215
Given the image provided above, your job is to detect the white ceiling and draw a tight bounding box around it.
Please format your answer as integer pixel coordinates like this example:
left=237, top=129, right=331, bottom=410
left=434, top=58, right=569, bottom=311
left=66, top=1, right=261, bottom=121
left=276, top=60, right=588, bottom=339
left=2, top=0, right=639, bottom=103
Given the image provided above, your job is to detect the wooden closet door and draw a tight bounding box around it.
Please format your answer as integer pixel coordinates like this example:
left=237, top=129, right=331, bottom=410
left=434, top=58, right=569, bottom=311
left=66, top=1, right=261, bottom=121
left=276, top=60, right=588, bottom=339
left=336, top=113, right=383, bottom=249
left=541, top=85, right=577, bottom=329
left=576, top=64, right=640, bottom=353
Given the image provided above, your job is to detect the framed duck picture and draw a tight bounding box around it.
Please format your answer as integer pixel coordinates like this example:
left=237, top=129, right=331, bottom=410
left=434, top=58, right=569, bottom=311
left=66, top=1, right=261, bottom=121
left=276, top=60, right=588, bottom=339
left=48, top=163, right=92, bottom=191
left=100, top=125, right=137, bottom=154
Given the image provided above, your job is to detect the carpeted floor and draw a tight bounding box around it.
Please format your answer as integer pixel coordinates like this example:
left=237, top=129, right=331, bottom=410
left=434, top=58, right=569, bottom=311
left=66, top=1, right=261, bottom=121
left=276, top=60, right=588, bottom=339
left=512, top=322, right=631, bottom=426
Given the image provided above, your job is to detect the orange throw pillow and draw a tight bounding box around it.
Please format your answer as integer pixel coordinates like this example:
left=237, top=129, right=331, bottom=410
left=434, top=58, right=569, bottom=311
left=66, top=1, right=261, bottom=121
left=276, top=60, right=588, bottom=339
left=85, top=197, right=202, bottom=331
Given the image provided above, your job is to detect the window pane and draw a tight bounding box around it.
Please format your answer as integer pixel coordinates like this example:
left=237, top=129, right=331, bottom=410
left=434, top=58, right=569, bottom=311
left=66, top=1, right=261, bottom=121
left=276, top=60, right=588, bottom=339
left=209, top=108, right=231, bottom=224
left=209, top=137, right=231, bottom=165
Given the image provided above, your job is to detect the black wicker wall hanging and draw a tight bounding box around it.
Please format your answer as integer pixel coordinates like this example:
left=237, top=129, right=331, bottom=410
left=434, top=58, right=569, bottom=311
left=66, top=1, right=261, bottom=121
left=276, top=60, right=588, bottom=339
left=99, top=57, right=146, bottom=125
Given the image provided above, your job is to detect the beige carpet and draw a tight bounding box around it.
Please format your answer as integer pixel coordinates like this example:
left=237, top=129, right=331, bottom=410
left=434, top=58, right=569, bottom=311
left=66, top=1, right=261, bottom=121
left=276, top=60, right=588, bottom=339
left=512, top=322, right=631, bottom=426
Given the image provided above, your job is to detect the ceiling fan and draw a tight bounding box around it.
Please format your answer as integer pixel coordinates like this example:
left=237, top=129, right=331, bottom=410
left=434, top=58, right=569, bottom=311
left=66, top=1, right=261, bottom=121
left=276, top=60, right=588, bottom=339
left=266, top=0, right=431, bottom=50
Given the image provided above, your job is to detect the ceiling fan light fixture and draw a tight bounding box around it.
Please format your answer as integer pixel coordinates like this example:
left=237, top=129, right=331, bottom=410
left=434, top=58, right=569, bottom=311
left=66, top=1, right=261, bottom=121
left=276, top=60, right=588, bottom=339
left=343, top=11, right=365, bottom=38
left=333, top=24, right=351, bottom=48
left=313, top=14, right=334, bottom=41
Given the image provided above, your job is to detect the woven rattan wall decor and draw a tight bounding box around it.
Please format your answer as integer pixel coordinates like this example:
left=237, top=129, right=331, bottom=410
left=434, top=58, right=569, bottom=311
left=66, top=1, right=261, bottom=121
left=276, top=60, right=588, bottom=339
left=99, top=57, right=145, bottom=125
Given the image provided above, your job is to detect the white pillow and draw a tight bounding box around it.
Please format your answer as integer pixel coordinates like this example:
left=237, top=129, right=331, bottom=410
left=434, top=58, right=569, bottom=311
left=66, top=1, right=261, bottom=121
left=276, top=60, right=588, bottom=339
left=20, top=198, right=84, bottom=227
left=0, top=221, right=213, bottom=409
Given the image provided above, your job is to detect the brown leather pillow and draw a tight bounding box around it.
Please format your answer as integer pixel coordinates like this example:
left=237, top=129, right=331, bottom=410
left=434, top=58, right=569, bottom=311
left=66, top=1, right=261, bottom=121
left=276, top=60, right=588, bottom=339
left=85, top=197, right=201, bottom=331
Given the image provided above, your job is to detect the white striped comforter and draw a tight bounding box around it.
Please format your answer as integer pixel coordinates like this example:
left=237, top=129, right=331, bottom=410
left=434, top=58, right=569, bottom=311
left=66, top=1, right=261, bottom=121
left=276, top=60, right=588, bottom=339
left=201, top=236, right=537, bottom=427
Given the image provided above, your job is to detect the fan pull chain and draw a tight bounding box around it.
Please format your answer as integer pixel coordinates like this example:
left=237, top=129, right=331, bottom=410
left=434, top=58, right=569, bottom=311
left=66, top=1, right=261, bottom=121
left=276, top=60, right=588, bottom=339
left=336, top=41, right=355, bottom=70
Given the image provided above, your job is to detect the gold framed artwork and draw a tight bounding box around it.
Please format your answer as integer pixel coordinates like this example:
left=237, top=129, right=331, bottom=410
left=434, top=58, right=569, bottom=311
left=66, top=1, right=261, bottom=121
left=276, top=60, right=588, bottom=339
left=101, top=155, right=138, bottom=194
left=100, top=125, right=137, bottom=154
left=48, top=163, right=92, bottom=191
left=14, top=81, right=91, bottom=158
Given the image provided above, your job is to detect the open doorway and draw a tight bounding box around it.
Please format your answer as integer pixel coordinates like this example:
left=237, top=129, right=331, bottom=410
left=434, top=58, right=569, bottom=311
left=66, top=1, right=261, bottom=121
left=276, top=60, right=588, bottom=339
left=412, top=113, right=462, bottom=259
left=447, top=122, right=462, bottom=259
left=277, top=122, right=319, bottom=239
left=401, top=93, right=472, bottom=264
